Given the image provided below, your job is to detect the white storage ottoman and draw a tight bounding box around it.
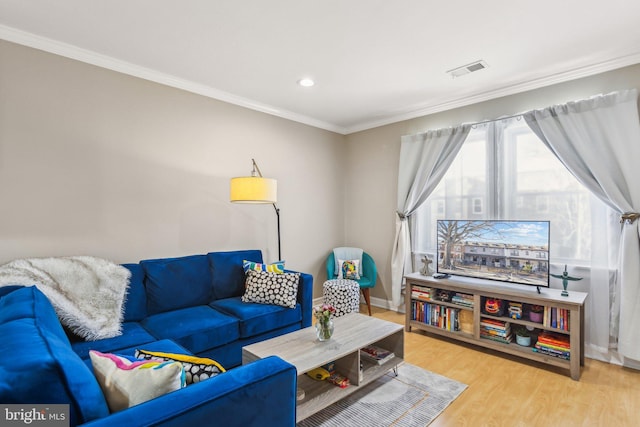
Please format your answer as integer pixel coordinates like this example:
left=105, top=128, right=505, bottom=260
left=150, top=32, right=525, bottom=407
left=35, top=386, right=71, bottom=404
left=322, top=279, right=360, bottom=317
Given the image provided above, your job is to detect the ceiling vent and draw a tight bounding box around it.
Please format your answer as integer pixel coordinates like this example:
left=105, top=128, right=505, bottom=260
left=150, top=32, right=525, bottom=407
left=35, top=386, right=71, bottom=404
left=446, top=60, right=489, bottom=78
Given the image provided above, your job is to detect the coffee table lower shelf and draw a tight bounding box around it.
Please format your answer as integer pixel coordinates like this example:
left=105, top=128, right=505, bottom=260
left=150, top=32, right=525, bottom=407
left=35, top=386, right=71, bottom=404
left=242, top=313, right=405, bottom=423
left=297, top=356, right=403, bottom=422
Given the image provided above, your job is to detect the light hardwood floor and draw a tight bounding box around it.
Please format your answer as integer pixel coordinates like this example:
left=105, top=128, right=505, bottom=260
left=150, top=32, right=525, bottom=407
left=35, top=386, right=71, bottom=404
left=368, top=305, right=640, bottom=427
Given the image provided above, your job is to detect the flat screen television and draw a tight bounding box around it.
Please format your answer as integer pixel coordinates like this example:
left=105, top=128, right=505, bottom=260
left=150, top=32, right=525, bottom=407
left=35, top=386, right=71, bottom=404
left=436, top=219, right=550, bottom=288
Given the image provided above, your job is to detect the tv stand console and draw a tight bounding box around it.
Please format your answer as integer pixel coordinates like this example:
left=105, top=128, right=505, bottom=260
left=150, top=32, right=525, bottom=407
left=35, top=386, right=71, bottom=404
left=404, top=272, right=587, bottom=380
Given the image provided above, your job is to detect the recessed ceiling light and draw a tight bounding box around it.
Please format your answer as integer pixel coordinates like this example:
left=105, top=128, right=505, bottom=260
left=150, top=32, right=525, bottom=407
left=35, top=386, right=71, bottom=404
left=297, top=78, right=315, bottom=87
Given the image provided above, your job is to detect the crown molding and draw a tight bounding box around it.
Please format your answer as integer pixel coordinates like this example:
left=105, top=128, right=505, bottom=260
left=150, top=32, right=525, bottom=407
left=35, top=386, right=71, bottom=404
left=3, top=25, right=639, bottom=136
left=0, top=25, right=347, bottom=135
left=343, top=51, right=640, bottom=134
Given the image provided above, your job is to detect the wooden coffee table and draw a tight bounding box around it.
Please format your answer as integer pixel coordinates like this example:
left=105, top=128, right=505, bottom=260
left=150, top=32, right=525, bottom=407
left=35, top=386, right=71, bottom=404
left=242, top=313, right=404, bottom=422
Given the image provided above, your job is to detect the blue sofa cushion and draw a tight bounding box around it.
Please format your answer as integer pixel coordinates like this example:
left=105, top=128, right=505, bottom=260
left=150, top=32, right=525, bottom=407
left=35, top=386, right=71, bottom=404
left=0, top=287, right=109, bottom=425
left=71, top=322, right=157, bottom=360
left=121, top=263, right=147, bottom=321
left=141, top=306, right=239, bottom=353
left=0, top=285, right=60, bottom=329
left=208, top=250, right=262, bottom=300
left=0, top=286, right=72, bottom=345
left=210, top=297, right=301, bottom=339
left=141, top=254, right=213, bottom=315
left=0, top=284, right=24, bottom=298
left=119, top=338, right=193, bottom=357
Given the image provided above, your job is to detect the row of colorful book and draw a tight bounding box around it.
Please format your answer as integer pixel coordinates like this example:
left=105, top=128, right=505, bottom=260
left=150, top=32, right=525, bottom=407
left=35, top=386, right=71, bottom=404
left=451, top=292, right=474, bottom=308
left=411, top=285, right=433, bottom=301
left=533, top=331, right=570, bottom=360
left=410, top=300, right=460, bottom=331
left=411, top=285, right=474, bottom=309
left=479, top=318, right=512, bottom=344
left=542, top=306, right=570, bottom=331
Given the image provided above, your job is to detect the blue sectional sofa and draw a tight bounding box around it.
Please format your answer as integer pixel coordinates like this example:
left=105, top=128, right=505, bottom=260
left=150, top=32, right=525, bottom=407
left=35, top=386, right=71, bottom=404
left=0, top=250, right=313, bottom=426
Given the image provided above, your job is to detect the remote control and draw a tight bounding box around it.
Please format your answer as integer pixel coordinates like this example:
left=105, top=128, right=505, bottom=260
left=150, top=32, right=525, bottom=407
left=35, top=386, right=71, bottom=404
left=432, top=273, right=450, bottom=279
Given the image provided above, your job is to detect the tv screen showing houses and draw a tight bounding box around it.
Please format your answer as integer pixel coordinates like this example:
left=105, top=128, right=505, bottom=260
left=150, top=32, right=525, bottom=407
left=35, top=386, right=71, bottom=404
left=436, top=220, right=550, bottom=287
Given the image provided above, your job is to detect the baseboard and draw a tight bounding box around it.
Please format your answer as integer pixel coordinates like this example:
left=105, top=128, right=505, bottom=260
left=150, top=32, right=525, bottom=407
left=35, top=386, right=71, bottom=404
left=370, top=295, right=395, bottom=311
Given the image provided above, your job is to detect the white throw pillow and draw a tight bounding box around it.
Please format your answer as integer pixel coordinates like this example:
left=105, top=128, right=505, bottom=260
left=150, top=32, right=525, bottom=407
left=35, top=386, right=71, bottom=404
left=89, top=350, right=185, bottom=412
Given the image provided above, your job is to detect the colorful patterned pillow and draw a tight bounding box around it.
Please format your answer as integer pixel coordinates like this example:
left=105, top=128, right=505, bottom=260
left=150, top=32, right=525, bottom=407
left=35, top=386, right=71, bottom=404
left=338, top=259, right=361, bottom=280
left=89, top=350, right=185, bottom=412
left=242, top=270, right=300, bottom=308
left=135, top=349, right=225, bottom=384
left=243, top=259, right=285, bottom=274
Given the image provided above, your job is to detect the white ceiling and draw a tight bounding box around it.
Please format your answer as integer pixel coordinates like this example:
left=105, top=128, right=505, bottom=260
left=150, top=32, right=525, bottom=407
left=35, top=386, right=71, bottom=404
left=2, top=1, right=640, bottom=134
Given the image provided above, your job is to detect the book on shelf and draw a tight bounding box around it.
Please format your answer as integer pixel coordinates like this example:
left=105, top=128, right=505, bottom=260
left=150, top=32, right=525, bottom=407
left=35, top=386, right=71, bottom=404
left=411, top=301, right=460, bottom=331
left=542, top=307, right=570, bottom=331
left=360, top=344, right=395, bottom=365
left=533, top=346, right=570, bottom=360
left=451, top=292, right=474, bottom=308
left=537, top=332, right=570, bottom=348
left=413, top=285, right=432, bottom=293
left=534, top=331, right=570, bottom=360
left=411, top=290, right=432, bottom=301
left=480, top=319, right=510, bottom=330
left=480, top=332, right=513, bottom=344
left=481, top=328, right=511, bottom=338
left=480, top=317, right=511, bottom=342
left=411, top=285, right=433, bottom=301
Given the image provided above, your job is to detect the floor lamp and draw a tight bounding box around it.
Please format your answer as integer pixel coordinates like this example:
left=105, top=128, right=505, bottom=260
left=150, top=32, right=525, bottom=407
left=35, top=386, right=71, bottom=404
left=230, top=159, right=281, bottom=260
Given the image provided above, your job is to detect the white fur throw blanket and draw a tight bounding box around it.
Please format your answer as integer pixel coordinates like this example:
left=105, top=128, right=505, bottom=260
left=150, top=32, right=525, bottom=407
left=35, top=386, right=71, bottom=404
left=0, top=256, right=130, bottom=341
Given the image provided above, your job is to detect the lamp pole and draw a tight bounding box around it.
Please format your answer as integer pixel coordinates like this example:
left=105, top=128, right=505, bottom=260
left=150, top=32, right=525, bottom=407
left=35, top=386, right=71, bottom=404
left=274, top=204, right=281, bottom=261
left=251, top=159, right=282, bottom=260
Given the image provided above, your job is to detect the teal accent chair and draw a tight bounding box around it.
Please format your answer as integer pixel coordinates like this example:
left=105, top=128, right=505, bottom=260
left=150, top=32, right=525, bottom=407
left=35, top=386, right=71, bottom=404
left=325, top=251, right=377, bottom=315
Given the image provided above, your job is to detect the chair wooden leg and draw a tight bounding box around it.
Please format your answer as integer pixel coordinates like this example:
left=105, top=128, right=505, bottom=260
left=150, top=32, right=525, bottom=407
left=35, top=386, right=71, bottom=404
left=361, top=288, right=372, bottom=316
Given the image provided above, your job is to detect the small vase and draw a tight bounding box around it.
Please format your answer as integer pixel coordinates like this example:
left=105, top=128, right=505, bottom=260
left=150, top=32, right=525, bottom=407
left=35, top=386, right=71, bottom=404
left=316, top=319, right=334, bottom=341
left=529, top=311, right=543, bottom=323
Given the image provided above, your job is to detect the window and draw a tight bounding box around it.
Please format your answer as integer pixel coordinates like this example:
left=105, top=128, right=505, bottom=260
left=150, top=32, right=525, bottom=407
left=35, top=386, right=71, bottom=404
left=412, top=117, right=607, bottom=265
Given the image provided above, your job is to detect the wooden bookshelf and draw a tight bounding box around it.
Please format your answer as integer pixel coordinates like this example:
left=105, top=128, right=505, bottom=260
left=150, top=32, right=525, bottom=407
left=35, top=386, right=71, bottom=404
left=404, top=272, right=587, bottom=380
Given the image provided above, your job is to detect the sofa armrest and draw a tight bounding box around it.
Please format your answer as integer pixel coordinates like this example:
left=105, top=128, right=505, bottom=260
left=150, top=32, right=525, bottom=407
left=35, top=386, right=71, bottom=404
left=80, top=356, right=297, bottom=427
left=291, top=271, right=313, bottom=328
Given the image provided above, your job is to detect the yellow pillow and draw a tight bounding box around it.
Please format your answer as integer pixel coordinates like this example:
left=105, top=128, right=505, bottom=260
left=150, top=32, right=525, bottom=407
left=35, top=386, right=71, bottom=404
left=243, top=259, right=285, bottom=274
left=135, top=349, right=225, bottom=384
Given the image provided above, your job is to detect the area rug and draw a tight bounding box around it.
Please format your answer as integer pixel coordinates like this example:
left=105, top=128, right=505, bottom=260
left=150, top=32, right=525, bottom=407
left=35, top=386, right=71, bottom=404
left=297, top=362, right=466, bottom=427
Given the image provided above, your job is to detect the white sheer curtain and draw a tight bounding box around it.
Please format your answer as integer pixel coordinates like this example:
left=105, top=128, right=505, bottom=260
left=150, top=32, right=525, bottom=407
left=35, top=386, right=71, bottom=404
left=392, top=125, right=471, bottom=307
left=523, top=89, right=640, bottom=361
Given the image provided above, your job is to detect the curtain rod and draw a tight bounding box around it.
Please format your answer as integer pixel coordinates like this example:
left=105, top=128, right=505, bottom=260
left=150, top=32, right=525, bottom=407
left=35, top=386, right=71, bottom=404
left=465, top=112, right=525, bottom=128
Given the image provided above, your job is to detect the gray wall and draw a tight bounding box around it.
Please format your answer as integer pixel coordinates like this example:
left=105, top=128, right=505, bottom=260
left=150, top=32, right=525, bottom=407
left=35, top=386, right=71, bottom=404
left=0, top=40, right=345, bottom=290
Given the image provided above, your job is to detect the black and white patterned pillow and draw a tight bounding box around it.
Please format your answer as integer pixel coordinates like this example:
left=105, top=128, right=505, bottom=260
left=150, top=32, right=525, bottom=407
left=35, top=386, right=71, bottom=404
left=242, top=270, right=300, bottom=309
left=134, top=349, right=225, bottom=385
